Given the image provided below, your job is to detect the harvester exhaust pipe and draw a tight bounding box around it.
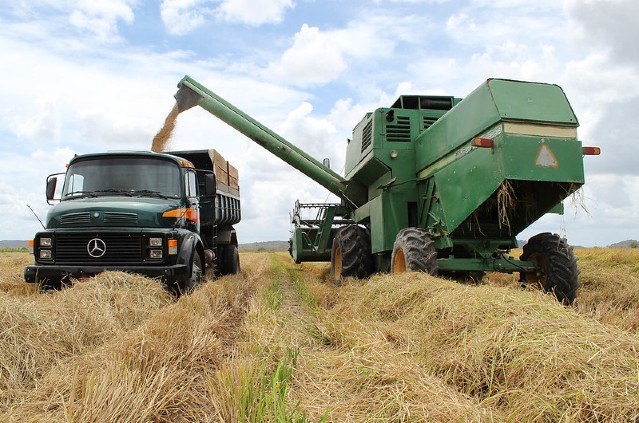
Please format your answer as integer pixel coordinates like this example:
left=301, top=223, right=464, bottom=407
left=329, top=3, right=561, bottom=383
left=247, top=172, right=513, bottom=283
left=174, top=76, right=367, bottom=207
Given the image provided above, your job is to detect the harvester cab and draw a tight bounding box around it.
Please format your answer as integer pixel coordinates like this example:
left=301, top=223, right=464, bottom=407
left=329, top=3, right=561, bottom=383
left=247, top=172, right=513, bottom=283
left=174, top=75, right=599, bottom=304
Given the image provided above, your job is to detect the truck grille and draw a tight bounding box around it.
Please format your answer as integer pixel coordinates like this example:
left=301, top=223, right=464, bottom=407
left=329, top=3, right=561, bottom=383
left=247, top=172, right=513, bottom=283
left=60, top=212, right=91, bottom=225
left=55, top=233, right=142, bottom=264
left=104, top=212, right=138, bottom=224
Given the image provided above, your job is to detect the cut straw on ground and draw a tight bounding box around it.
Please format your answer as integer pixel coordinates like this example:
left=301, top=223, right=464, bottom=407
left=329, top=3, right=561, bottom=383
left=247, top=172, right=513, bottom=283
left=2, top=249, right=639, bottom=422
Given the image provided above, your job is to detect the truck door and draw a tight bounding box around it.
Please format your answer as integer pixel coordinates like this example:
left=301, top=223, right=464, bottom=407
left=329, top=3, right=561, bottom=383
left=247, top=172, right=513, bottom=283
left=185, top=169, right=201, bottom=234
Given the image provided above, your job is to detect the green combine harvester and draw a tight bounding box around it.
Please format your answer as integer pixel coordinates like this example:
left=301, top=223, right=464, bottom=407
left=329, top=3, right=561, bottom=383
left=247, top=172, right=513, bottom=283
left=174, top=76, right=599, bottom=303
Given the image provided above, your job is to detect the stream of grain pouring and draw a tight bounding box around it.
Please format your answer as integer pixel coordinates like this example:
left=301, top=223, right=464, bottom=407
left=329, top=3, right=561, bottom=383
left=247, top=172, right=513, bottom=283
left=151, top=103, right=179, bottom=152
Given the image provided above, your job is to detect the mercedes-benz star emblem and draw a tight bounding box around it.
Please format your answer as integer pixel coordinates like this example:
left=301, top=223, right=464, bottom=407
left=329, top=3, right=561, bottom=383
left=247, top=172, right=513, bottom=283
left=87, top=238, right=107, bottom=258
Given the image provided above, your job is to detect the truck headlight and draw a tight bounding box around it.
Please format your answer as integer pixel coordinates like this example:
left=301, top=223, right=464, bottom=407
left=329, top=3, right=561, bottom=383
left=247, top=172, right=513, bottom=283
left=149, top=237, right=163, bottom=247
left=40, top=250, right=52, bottom=259
left=150, top=250, right=163, bottom=259
left=40, top=238, right=52, bottom=247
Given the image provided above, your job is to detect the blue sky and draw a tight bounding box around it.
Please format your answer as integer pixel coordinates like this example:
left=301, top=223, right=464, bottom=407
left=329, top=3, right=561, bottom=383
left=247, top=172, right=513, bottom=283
left=1, top=0, right=638, bottom=246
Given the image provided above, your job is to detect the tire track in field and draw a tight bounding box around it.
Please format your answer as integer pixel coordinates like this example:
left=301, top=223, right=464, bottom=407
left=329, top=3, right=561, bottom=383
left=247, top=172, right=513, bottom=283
left=267, top=253, right=499, bottom=422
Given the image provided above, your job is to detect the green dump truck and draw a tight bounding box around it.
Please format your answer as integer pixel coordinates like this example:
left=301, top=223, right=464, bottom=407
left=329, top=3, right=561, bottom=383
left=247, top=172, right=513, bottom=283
left=24, top=149, right=241, bottom=294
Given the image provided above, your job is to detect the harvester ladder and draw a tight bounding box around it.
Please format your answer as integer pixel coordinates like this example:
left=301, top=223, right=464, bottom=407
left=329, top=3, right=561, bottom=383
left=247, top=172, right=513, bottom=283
left=312, top=205, right=336, bottom=253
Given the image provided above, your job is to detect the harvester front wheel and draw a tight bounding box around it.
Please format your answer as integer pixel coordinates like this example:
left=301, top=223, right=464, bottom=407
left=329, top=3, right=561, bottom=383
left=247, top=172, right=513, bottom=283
left=391, top=228, right=438, bottom=275
left=330, top=225, right=373, bottom=284
left=520, top=233, right=579, bottom=304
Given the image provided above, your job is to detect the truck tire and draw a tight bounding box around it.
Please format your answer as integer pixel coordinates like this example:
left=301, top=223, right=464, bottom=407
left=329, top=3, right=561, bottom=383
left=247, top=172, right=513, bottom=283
left=330, top=225, right=373, bottom=284
left=178, top=252, right=203, bottom=295
left=221, top=244, right=240, bottom=275
left=391, top=228, right=438, bottom=275
left=520, top=232, right=579, bottom=304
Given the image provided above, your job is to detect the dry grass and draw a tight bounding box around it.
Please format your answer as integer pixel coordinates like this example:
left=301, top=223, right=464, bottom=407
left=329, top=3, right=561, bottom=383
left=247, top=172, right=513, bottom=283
left=574, top=248, right=639, bottom=330
left=0, top=272, right=172, bottom=414
left=487, top=248, right=639, bottom=332
left=328, top=273, right=639, bottom=421
left=0, top=252, right=37, bottom=297
left=2, top=249, right=639, bottom=422
left=213, top=253, right=497, bottom=422
left=2, top=257, right=260, bottom=422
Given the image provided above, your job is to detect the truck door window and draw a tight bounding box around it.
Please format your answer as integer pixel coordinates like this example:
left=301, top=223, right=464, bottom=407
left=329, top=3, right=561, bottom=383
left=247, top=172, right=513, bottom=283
left=186, top=170, right=198, bottom=197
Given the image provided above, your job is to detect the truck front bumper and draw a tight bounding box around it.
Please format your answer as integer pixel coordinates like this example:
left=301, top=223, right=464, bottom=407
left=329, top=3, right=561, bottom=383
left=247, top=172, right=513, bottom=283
left=24, top=264, right=190, bottom=284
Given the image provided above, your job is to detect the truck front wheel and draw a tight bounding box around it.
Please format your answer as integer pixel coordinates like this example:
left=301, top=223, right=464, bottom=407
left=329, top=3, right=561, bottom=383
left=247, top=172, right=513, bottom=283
left=178, top=252, right=203, bottom=295
left=391, top=228, right=438, bottom=275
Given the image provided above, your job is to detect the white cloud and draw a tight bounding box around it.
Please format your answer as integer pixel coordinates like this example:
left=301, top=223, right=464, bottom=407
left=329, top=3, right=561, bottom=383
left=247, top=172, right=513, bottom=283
left=268, top=16, right=422, bottom=87
left=6, top=0, right=136, bottom=41
left=160, top=0, right=209, bottom=36
left=268, top=24, right=348, bottom=87
left=68, top=0, right=135, bottom=40
left=564, top=0, right=639, bottom=65
left=216, top=0, right=293, bottom=26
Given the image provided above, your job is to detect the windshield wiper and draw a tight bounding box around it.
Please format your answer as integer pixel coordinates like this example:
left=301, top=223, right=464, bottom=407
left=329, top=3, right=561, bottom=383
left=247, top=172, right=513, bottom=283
left=128, top=190, right=172, bottom=199
left=91, top=189, right=134, bottom=196
left=64, top=190, right=98, bottom=199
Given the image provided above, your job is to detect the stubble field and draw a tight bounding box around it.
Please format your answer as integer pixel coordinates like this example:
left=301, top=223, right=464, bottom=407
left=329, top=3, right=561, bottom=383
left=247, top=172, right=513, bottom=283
left=1, top=248, right=638, bottom=422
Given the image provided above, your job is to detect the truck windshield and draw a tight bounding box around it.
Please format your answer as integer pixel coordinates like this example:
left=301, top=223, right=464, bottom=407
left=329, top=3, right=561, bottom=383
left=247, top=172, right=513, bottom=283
left=62, top=157, right=181, bottom=200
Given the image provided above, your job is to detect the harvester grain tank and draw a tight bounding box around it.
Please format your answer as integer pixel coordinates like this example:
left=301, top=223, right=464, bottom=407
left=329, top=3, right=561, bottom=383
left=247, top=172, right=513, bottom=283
left=174, top=76, right=599, bottom=303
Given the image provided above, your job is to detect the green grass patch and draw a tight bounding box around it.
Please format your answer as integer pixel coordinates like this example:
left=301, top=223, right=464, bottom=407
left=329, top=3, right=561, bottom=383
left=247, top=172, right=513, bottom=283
left=286, top=267, right=319, bottom=312
left=264, top=254, right=285, bottom=310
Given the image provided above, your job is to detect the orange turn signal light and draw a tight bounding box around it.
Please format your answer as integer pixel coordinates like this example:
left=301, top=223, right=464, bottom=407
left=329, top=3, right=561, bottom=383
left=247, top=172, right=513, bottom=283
left=162, top=207, right=200, bottom=223
left=180, top=160, right=194, bottom=168
left=582, top=146, right=600, bottom=156
left=168, top=239, right=178, bottom=255
left=472, top=137, right=494, bottom=148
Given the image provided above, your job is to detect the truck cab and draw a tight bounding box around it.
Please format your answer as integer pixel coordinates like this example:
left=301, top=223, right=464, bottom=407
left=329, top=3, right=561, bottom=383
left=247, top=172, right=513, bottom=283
left=24, top=150, right=241, bottom=294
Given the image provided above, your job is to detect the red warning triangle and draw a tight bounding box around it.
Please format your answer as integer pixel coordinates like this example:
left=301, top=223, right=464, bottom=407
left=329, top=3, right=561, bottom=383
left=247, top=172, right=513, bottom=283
left=535, top=144, right=558, bottom=168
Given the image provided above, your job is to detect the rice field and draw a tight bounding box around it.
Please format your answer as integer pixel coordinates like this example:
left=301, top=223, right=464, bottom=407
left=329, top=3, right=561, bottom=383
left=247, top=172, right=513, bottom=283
left=1, top=248, right=638, bottom=422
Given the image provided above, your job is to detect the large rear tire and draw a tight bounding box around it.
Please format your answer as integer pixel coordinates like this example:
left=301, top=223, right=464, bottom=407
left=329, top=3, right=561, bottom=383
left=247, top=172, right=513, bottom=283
left=330, top=225, right=373, bottom=284
left=221, top=244, right=240, bottom=275
left=391, top=228, right=438, bottom=275
left=520, top=232, right=579, bottom=304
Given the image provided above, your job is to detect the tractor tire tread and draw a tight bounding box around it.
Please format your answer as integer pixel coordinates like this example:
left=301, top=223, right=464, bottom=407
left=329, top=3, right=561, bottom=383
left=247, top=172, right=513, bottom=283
left=393, top=227, right=438, bottom=274
left=521, top=232, right=579, bottom=304
left=335, top=225, right=373, bottom=279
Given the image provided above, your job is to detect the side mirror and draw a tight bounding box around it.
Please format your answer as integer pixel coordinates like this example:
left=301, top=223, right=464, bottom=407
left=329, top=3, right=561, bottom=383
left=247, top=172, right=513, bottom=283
left=46, top=176, right=58, bottom=203
left=46, top=173, right=66, bottom=204
left=204, top=173, right=217, bottom=196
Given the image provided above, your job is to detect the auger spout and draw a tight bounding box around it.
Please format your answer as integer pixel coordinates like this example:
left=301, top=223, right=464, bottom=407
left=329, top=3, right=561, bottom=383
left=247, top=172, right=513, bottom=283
left=175, top=75, right=367, bottom=207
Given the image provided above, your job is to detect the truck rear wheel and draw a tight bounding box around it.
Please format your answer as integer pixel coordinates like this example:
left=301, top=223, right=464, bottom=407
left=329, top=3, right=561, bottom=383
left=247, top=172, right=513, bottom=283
left=520, top=233, right=579, bottom=304
left=221, top=244, right=240, bottom=275
left=391, top=228, right=438, bottom=275
left=330, top=225, right=372, bottom=284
